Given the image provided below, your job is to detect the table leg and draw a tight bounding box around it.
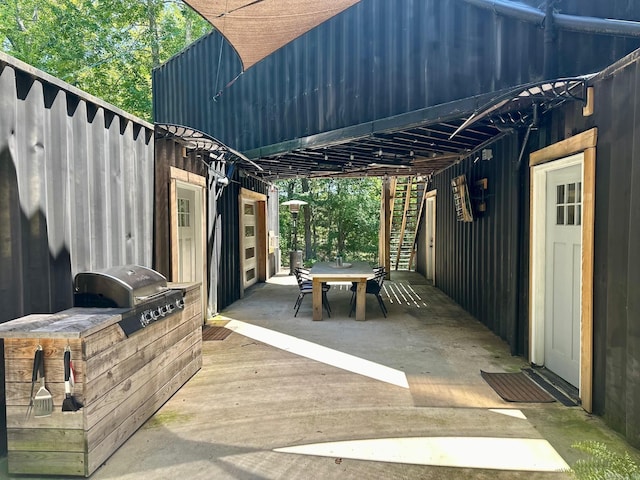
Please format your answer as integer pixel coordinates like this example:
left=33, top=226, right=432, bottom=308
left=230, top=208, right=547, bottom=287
left=355, top=278, right=366, bottom=321
left=312, top=278, right=323, bottom=321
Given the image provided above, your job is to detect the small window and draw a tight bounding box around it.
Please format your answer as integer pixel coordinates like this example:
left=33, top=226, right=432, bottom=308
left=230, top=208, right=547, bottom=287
left=244, top=204, right=255, bottom=216
left=577, top=205, right=582, bottom=225
left=555, top=181, right=581, bottom=226
left=567, top=183, right=576, bottom=203
left=577, top=182, right=582, bottom=202
left=245, top=225, right=255, bottom=237
left=567, top=205, right=575, bottom=225
left=178, top=198, right=190, bottom=227
left=556, top=206, right=565, bottom=225
left=245, top=247, right=255, bottom=260
left=246, top=268, right=256, bottom=282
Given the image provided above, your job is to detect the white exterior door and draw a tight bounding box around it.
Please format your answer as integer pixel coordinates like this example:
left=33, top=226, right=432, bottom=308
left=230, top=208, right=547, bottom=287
left=543, top=162, right=582, bottom=387
left=170, top=169, right=207, bottom=321
left=242, top=199, right=258, bottom=288
left=425, top=194, right=436, bottom=283
left=530, top=129, right=597, bottom=412
left=177, top=187, right=197, bottom=282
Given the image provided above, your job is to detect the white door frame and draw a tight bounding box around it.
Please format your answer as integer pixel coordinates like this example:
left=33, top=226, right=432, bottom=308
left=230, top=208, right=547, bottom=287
left=239, top=188, right=268, bottom=296
left=529, top=128, right=597, bottom=412
left=170, top=167, right=207, bottom=321
left=531, top=154, right=582, bottom=384
left=425, top=190, right=437, bottom=284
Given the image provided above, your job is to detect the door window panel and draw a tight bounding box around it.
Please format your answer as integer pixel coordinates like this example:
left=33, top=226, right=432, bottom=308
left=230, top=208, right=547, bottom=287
left=178, top=198, right=190, bottom=227
left=556, top=182, right=581, bottom=226
left=245, top=268, right=256, bottom=282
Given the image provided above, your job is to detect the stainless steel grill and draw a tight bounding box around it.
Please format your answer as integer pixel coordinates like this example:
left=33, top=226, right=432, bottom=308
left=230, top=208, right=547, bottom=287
left=74, top=265, right=184, bottom=336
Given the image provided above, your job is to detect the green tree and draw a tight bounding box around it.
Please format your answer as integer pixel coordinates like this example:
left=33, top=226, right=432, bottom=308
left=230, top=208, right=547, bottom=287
left=0, top=0, right=211, bottom=120
left=278, top=178, right=381, bottom=265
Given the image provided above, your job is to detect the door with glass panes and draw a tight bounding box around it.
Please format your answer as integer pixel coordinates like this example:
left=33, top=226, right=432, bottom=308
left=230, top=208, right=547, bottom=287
left=242, top=199, right=258, bottom=288
left=544, top=161, right=582, bottom=387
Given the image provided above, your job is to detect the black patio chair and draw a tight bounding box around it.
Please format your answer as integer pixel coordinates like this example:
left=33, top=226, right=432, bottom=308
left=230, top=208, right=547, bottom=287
left=348, top=265, right=384, bottom=306
left=293, top=267, right=331, bottom=317
left=349, top=266, right=387, bottom=318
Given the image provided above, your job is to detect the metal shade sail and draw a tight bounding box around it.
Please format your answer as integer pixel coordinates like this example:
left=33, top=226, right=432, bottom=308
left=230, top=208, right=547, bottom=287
left=182, top=0, right=361, bottom=70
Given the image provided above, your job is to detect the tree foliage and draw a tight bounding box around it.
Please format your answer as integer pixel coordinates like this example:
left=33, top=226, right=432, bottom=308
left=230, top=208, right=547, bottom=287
left=278, top=178, right=382, bottom=265
left=0, top=0, right=211, bottom=120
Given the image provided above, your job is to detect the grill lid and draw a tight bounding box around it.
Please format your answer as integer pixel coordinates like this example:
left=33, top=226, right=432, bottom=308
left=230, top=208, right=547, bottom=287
left=74, top=265, right=168, bottom=308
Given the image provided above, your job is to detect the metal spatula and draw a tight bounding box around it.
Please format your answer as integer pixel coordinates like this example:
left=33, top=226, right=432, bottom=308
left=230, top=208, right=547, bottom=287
left=33, top=346, right=53, bottom=417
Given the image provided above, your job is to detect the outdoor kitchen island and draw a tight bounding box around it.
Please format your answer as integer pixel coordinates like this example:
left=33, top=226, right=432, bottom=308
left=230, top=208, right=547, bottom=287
left=0, top=281, right=202, bottom=477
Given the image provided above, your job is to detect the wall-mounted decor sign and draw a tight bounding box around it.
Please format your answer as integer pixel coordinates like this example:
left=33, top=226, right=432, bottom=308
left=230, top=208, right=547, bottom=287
left=451, top=175, right=474, bottom=222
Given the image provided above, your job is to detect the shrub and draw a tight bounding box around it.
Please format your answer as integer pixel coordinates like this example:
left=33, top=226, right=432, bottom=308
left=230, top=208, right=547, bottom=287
left=570, top=441, right=640, bottom=480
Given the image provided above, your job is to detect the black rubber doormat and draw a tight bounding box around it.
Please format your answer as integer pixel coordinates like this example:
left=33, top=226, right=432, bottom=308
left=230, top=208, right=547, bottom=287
left=202, top=325, right=233, bottom=341
left=481, top=370, right=555, bottom=403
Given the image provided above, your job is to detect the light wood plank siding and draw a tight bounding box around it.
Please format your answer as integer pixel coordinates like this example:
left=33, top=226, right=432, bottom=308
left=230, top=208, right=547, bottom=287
left=0, top=283, right=201, bottom=476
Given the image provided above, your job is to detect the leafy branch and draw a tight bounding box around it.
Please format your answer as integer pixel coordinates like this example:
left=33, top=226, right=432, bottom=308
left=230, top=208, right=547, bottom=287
left=570, top=441, right=640, bottom=480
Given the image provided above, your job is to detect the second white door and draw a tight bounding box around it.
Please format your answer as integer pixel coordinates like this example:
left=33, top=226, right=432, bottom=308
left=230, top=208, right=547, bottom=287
left=544, top=162, right=582, bottom=387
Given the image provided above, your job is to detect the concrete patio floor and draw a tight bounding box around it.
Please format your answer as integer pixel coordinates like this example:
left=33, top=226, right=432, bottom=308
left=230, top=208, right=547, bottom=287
left=3, top=271, right=638, bottom=479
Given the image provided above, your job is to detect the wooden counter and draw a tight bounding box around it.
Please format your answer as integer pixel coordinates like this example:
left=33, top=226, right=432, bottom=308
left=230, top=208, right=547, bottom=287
left=0, top=283, right=202, bottom=477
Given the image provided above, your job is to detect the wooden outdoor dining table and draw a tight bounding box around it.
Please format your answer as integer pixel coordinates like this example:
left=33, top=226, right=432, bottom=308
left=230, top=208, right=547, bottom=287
left=309, top=261, right=374, bottom=321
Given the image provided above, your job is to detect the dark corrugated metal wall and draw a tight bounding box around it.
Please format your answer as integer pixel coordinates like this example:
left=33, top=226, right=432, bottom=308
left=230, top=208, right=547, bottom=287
left=430, top=49, right=640, bottom=447
left=557, top=0, right=640, bottom=18
left=0, top=53, right=155, bottom=457
left=524, top=52, right=640, bottom=447
left=154, top=0, right=546, bottom=149
left=0, top=54, right=155, bottom=325
left=153, top=0, right=640, bottom=155
left=430, top=134, right=523, bottom=352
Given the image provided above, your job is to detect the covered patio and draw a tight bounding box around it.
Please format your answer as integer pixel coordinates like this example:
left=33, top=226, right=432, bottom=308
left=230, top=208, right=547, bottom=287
left=60, top=271, right=635, bottom=479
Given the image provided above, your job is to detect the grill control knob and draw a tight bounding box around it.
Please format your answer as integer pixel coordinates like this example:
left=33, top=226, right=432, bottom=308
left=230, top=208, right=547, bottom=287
left=151, top=309, right=160, bottom=320
left=159, top=305, right=168, bottom=316
left=167, top=303, right=175, bottom=312
left=175, top=299, right=185, bottom=309
left=140, top=310, right=153, bottom=327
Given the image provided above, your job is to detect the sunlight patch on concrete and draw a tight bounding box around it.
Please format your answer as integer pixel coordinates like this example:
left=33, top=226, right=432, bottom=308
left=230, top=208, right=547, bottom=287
left=225, top=320, right=409, bottom=388
left=274, top=436, right=569, bottom=472
left=489, top=409, right=528, bottom=420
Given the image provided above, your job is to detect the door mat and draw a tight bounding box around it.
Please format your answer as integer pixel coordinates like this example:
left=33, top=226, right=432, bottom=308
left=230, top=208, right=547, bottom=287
left=202, top=325, right=233, bottom=341
left=480, top=371, right=555, bottom=403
